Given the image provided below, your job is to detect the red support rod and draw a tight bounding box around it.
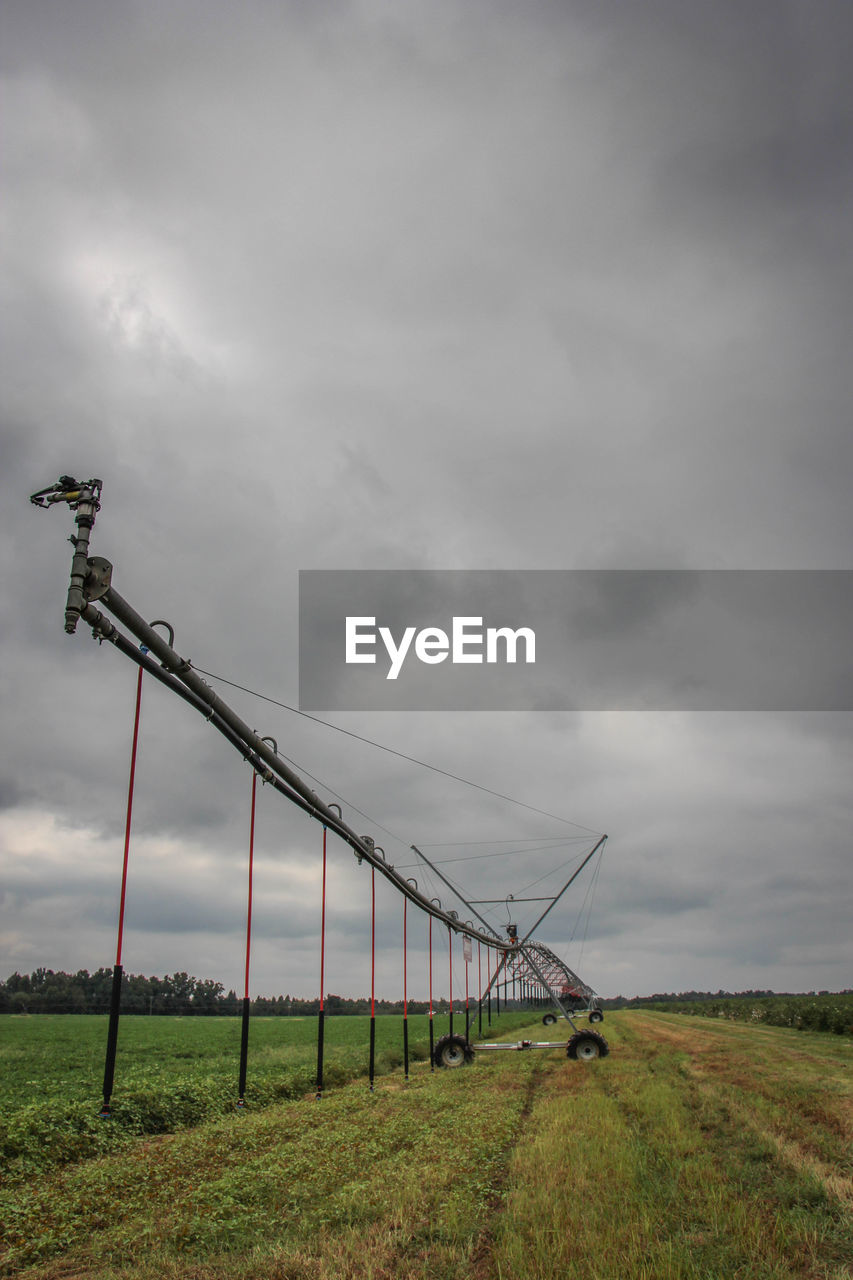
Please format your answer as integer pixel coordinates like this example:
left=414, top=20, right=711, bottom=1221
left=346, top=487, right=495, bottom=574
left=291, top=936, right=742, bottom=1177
left=101, top=664, right=144, bottom=1114
left=238, top=769, right=257, bottom=1104
left=429, top=915, right=433, bottom=1020
left=319, top=826, right=327, bottom=1013
left=478, top=939, right=483, bottom=1035
left=368, top=867, right=376, bottom=1089
left=116, top=665, right=143, bottom=966
left=402, top=897, right=409, bottom=1080
left=244, top=772, right=257, bottom=1000
left=428, top=913, right=434, bottom=1071
left=316, top=824, right=328, bottom=1099
left=448, top=925, right=454, bottom=1035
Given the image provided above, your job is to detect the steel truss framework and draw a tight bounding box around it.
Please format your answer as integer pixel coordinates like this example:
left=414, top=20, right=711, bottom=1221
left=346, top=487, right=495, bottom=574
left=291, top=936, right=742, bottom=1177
left=507, top=940, right=598, bottom=1008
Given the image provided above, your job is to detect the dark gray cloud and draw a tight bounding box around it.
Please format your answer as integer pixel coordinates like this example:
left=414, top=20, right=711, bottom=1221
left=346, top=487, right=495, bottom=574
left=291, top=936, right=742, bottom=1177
left=2, top=1, right=851, bottom=999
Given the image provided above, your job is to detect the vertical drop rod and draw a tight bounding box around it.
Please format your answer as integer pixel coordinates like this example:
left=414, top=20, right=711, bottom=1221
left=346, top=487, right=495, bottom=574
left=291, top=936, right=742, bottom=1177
left=101, top=664, right=143, bottom=1117
left=237, top=770, right=258, bottom=1106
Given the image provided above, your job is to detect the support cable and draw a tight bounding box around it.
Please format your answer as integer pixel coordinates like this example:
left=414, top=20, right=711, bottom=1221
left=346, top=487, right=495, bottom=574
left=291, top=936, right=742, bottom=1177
left=190, top=665, right=603, bottom=837
left=396, top=838, right=588, bottom=869
left=577, top=845, right=605, bottom=972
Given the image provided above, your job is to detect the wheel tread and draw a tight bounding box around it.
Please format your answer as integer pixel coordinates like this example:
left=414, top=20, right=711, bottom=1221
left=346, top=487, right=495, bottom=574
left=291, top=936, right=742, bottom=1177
left=433, top=1032, right=474, bottom=1068
left=566, top=1029, right=609, bottom=1060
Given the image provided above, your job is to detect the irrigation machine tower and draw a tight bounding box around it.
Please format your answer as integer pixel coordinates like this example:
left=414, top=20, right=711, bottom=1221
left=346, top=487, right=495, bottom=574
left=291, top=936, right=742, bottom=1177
left=30, top=476, right=610, bottom=1087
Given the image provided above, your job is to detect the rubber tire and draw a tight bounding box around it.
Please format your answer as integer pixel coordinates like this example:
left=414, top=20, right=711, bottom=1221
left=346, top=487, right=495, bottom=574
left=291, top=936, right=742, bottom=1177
left=589, top=1009, right=604, bottom=1024
left=433, top=1033, right=474, bottom=1068
left=567, top=1030, right=609, bottom=1061
left=542, top=1013, right=558, bottom=1026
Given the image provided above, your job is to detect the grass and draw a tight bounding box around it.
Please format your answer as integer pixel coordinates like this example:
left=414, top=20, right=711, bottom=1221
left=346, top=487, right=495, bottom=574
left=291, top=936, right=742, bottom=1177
left=0, top=1011, right=473, bottom=1106
left=1, top=1011, right=851, bottom=1279
left=490, top=1012, right=853, bottom=1280
left=0, top=1010, right=534, bottom=1182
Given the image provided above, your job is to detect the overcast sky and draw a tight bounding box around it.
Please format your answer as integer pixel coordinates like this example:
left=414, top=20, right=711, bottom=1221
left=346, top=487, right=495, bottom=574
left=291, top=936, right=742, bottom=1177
left=2, top=0, right=851, bottom=1004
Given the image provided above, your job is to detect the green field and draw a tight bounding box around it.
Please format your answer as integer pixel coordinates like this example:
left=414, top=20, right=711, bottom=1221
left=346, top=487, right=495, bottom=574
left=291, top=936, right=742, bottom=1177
left=0, top=1010, right=534, bottom=1182
left=1, top=1011, right=851, bottom=1279
left=1, top=1010, right=486, bottom=1107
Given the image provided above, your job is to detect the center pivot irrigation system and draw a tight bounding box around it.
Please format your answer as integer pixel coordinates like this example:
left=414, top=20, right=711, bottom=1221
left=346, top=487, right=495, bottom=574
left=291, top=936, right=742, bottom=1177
left=30, top=476, right=610, bottom=1106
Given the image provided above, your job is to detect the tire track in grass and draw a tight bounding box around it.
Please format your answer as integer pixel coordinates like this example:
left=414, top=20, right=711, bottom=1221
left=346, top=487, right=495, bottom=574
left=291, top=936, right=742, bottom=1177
left=468, top=1054, right=567, bottom=1279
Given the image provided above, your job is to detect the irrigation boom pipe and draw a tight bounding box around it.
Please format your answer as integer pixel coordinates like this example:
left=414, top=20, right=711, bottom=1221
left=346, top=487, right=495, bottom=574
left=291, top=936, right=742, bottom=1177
left=82, top=614, right=505, bottom=956
left=76, top=587, right=508, bottom=951
left=32, top=480, right=604, bottom=956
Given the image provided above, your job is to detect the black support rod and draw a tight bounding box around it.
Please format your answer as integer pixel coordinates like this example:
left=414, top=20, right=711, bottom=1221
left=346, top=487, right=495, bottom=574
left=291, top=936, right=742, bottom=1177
left=101, top=964, right=123, bottom=1114
left=237, top=998, right=251, bottom=1103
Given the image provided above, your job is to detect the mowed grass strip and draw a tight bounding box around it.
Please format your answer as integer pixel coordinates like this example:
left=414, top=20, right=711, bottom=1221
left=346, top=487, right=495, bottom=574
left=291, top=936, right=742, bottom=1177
left=488, top=1012, right=853, bottom=1280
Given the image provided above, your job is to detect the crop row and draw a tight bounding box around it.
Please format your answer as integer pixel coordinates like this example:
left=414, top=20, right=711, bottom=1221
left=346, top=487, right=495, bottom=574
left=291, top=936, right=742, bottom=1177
left=646, top=992, right=853, bottom=1035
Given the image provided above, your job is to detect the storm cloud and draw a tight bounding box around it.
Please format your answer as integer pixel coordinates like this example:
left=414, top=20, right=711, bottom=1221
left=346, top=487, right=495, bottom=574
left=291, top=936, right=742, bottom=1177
left=1, top=0, right=851, bottom=1000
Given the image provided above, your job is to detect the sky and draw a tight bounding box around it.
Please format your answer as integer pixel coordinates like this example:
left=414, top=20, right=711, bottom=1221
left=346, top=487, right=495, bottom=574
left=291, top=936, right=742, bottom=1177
left=1, top=0, right=851, bottom=1004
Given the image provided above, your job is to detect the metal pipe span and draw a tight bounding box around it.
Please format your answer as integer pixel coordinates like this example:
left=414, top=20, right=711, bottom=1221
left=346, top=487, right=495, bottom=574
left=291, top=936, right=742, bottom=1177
left=80, top=589, right=514, bottom=950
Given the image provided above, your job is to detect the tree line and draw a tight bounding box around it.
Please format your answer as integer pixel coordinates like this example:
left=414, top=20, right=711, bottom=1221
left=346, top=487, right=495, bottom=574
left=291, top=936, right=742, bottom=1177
left=602, top=988, right=850, bottom=1008
left=3, top=970, right=849, bottom=1017
left=1, top=968, right=450, bottom=1016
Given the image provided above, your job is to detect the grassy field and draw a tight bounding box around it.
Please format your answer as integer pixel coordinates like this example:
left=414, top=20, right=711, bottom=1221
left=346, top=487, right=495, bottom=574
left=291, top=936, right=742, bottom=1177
left=0, top=1010, right=534, bottom=1181
left=1, top=1010, right=851, bottom=1279
left=0, top=1010, right=509, bottom=1107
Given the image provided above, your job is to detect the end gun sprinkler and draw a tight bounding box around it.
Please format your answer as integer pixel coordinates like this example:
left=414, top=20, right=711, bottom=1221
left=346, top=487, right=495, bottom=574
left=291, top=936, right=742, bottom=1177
left=30, top=476, right=104, bottom=634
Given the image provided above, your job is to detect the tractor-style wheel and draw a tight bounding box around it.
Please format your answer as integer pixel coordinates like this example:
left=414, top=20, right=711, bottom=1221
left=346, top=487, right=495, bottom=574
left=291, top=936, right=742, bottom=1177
left=433, top=1033, right=474, bottom=1068
left=567, top=1030, right=609, bottom=1061
left=542, top=1013, right=558, bottom=1025
left=589, top=1009, right=604, bottom=1024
